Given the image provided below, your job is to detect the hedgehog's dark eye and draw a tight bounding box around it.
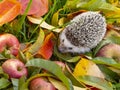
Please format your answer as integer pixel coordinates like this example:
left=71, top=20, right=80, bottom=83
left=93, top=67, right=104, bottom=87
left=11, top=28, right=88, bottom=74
left=62, top=39, right=64, bottom=42
left=68, top=47, right=73, bottom=50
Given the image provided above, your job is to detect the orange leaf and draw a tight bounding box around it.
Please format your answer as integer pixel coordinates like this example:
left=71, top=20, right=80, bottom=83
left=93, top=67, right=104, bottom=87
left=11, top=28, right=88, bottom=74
left=0, top=0, right=21, bottom=25
left=36, top=33, right=54, bottom=60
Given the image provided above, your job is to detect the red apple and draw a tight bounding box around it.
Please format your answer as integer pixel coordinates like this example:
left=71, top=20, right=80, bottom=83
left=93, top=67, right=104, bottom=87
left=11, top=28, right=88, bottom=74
left=96, top=43, right=120, bottom=62
left=2, top=59, right=28, bottom=78
left=29, top=77, right=56, bottom=90
left=0, top=33, right=20, bottom=56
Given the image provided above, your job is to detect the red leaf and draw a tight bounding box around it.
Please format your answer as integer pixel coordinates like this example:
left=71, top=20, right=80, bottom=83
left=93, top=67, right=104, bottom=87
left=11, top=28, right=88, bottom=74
left=36, top=33, right=54, bottom=60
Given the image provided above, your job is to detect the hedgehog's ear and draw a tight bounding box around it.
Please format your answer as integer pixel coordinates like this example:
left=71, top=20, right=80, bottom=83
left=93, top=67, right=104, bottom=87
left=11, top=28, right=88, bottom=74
left=99, top=11, right=105, bottom=16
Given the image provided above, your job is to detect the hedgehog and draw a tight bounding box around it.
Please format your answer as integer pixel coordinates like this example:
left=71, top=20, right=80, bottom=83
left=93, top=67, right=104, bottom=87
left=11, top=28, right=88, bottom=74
left=58, top=11, right=107, bottom=53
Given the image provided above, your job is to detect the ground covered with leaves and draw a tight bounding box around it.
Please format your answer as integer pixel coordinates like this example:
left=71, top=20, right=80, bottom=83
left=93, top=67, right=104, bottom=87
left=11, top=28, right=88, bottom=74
left=1, top=0, right=120, bottom=90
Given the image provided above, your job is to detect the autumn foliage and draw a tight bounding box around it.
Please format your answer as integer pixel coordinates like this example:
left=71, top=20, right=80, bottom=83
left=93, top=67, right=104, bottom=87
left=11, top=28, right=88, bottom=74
left=36, top=33, right=54, bottom=60
left=19, top=0, right=49, bottom=17
left=0, top=0, right=21, bottom=25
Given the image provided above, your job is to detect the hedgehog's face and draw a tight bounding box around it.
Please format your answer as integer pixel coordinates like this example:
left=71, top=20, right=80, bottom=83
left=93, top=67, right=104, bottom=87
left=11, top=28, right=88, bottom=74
left=59, top=30, right=80, bottom=53
left=59, top=30, right=73, bottom=53
left=59, top=30, right=91, bottom=53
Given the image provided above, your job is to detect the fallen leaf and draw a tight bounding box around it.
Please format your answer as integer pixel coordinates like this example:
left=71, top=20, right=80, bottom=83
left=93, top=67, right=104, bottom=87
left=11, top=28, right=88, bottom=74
left=107, top=0, right=119, bottom=6
left=77, top=76, right=113, bottom=90
left=0, top=0, right=21, bottom=25
left=48, top=77, right=67, bottom=90
left=58, top=17, right=67, bottom=26
left=51, top=11, right=59, bottom=26
left=27, top=16, right=63, bottom=33
left=73, top=85, right=87, bottom=90
left=105, top=29, right=120, bottom=38
left=18, top=0, right=48, bottom=17
left=49, top=77, right=87, bottom=90
left=28, top=29, right=45, bottom=55
left=35, top=33, right=54, bottom=60
left=73, top=58, right=105, bottom=78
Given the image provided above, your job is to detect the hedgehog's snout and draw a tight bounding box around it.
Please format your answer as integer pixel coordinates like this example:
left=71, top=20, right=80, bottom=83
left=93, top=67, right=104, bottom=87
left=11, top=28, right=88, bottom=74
left=59, top=44, right=73, bottom=53
left=58, top=45, right=66, bottom=52
left=58, top=42, right=67, bottom=52
left=59, top=38, right=73, bottom=52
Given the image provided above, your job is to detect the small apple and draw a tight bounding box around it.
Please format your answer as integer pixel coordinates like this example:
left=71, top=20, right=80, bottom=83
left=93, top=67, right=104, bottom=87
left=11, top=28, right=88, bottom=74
left=2, top=59, right=28, bottom=78
left=29, top=77, right=56, bottom=90
left=0, top=33, right=20, bottom=56
left=96, top=43, right=120, bottom=62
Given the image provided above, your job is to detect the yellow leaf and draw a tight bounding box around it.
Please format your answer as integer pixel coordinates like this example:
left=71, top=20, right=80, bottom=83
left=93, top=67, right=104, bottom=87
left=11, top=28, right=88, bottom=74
left=51, top=9, right=64, bottom=26
left=51, top=11, right=59, bottom=26
left=73, top=86, right=87, bottom=90
left=27, top=16, right=62, bottom=33
left=73, top=58, right=104, bottom=78
left=108, top=0, right=119, bottom=6
left=48, top=77, right=67, bottom=90
left=58, top=17, right=67, bottom=26
left=48, top=77, right=87, bottom=90
left=28, top=29, right=45, bottom=54
left=105, top=7, right=120, bottom=18
left=25, top=52, right=33, bottom=61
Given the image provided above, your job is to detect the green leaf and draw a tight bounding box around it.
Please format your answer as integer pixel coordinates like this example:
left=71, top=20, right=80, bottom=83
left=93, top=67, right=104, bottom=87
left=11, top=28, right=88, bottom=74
left=67, top=56, right=81, bottom=63
left=64, top=66, right=85, bottom=87
left=26, top=58, right=73, bottom=90
left=0, top=78, right=11, bottom=89
left=53, top=45, right=73, bottom=61
left=92, top=57, right=120, bottom=68
left=98, top=65, right=120, bottom=82
left=77, top=75, right=113, bottom=90
left=48, top=77, right=68, bottom=90
left=113, top=83, right=120, bottom=90
left=77, top=0, right=119, bottom=12
left=11, top=76, right=26, bottom=90
left=93, top=57, right=117, bottom=64
left=92, top=57, right=120, bottom=69
left=107, top=35, right=120, bottom=45
left=0, top=49, right=16, bottom=59
left=17, top=0, right=33, bottom=31
left=27, top=67, right=41, bottom=77
left=0, top=66, right=9, bottom=79
left=54, top=46, right=81, bottom=62
left=18, top=76, right=26, bottom=90
left=19, top=73, right=53, bottom=90
left=28, top=29, right=45, bottom=54
left=11, top=78, right=19, bottom=90
left=18, top=50, right=27, bottom=63
left=0, top=54, right=6, bottom=60
left=110, top=64, right=120, bottom=69
left=64, top=0, right=80, bottom=10
left=93, top=39, right=111, bottom=56
left=93, top=35, right=120, bottom=56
